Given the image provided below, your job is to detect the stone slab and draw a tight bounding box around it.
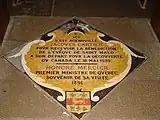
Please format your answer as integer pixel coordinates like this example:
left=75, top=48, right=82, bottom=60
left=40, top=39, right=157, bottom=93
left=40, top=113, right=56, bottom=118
left=8, top=0, right=54, bottom=16
left=0, top=58, right=72, bottom=119
left=84, top=80, right=160, bottom=120
left=0, top=17, right=160, bottom=119
left=3, top=18, right=147, bottom=119
left=6, top=17, right=69, bottom=42
left=52, top=0, right=154, bottom=17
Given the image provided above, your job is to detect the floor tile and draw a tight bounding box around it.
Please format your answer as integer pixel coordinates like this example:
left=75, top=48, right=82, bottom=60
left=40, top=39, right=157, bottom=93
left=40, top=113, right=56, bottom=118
left=84, top=80, right=160, bottom=120
left=6, top=17, right=69, bottom=42
left=8, top=0, right=54, bottom=16
left=53, top=0, right=154, bottom=17
left=0, top=17, right=160, bottom=119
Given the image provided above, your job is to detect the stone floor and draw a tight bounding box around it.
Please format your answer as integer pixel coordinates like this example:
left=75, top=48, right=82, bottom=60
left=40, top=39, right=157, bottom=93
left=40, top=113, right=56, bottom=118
left=0, top=16, right=160, bottom=120
left=8, top=0, right=155, bottom=17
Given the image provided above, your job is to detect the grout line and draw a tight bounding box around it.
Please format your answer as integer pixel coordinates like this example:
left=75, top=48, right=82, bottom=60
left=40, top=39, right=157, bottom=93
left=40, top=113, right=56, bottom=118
left=137, top=0, right=148, bottom=9
left=148, top=20, right=160, bottom=43
left=50, top=0, right=56, bottom=16
left=3, top=18, right=15, bottom=41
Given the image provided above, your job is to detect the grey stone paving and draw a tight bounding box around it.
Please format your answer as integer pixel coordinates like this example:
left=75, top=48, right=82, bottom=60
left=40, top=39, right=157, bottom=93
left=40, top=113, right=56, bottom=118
left=8, top=0, right=54, bottom=16
left=0, top=17, right=160, bottom=120
left=52, top=0, right=153, bottom=17
left=8, top=0, right=154, bottom=17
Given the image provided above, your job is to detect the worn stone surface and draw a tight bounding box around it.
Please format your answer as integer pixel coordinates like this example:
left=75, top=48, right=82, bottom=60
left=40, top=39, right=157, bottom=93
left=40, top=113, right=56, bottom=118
left=0, top=57, right=73, bottom=119
left=8, top=0, right=154, bottom=18
left=83, top=80, right=160, bottom=120
left=52, top=0, right=154, bottom=17
left=8, top=0, right=55, bottom=16
left=0, top=17, right=160, bottom=120
left=6, top=16, right=69, bottom=42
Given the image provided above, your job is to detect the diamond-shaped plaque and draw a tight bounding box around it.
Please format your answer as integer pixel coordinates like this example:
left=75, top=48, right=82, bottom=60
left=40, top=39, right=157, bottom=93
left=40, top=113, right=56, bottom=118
left=3, top=19, right=146, bottom=119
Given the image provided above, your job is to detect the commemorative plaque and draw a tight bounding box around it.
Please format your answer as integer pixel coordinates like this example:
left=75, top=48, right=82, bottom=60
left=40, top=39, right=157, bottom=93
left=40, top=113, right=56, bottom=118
left=4, top=19, right=146, bottom=119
